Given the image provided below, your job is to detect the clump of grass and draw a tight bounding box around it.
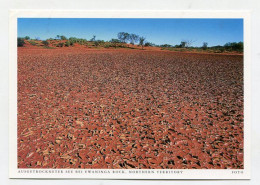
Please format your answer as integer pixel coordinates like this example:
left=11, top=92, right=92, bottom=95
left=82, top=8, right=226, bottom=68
left=43, top=46, right=55, bottom=49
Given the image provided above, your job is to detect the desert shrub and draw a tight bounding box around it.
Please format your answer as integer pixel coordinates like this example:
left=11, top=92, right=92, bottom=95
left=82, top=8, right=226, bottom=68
left=56, top=43, right=64, bottom=47
left=160, top=44, right=172, bottom=48
left=110, top=39, right=120, bottom=48
left=94, top=40, right=105, bottom=47
left=104, top=44, right=110, bottom=48
left=17, top=38, right=25, bottom=47
left=65, top=41, right=70, bottom=47
left=219, top=48, right=225, bottom=53
left=42, top=40, right=49, bottom=46
left=28, top=40, right=38, bottom=46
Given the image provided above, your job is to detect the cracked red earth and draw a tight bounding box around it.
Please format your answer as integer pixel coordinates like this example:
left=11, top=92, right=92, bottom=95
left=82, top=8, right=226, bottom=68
left=18, top=47, right=244, bottom=169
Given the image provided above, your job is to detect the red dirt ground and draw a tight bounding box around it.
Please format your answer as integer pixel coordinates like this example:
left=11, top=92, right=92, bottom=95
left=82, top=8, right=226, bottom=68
left=18, top=47, right=244, bottom=169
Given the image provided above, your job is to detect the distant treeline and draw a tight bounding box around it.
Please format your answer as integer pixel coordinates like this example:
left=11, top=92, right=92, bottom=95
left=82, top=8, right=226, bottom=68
left=17, top=33, right=243, bottom=52
left=159, top=41, right=243, bottom=52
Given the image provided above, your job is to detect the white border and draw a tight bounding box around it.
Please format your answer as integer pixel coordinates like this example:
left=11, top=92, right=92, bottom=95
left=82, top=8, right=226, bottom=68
left=9, top=10, right=251, bottom=179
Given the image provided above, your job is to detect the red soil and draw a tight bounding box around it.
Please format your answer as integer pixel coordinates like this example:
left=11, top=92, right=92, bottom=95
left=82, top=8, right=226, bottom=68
left=18, top=47, right=244, bottom=169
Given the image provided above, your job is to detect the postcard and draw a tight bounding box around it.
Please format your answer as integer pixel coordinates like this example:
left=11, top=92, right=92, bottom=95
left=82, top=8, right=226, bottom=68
left=9, top=10, right=250, bottom=179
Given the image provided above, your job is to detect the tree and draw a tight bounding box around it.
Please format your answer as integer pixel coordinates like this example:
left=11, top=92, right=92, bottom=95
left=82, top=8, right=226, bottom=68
left=90, top=35, right=96, bottom=42
left=60, top=35, right=67, bottom=40
left=117, top=32, right=130, bottom=43
left=202, top=42, right=208, bottom=50
left=56, top=35, right=60, bottom=40
left=224, top=42, right=243, bottom=52
left=180, top=41, right=186, bottom=48
left=24, top=36, right=30, bottom=40
left=129, top=34, right=139, bottom=45
left=145, top=42, right=154, bottom=47
left=17, top=37, right=25, bottom=47
left=139, top=37, right=145, bottom=50
left=181, top=39, right=195, bottom=48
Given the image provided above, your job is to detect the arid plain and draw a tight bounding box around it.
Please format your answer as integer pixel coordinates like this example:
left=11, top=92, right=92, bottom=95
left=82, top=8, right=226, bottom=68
left=18, top=46, right=243, bottom=169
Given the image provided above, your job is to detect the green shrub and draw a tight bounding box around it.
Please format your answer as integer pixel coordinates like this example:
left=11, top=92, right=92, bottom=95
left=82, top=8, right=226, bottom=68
left=94, top=40, right=105, bottom=47
left=224, top=42, right=243, bottom=52
left=56, top=43, right=64, bottom=47
left=219, top=48, right=225, bottom=53
left=28, top=40, right=37, bottom=46
left=42, top=40, right=49, bottom=46
left=17, top=38, right=25, bottom=47
left=144, top=42, right=154, bottom=47
left=65, top=41, right=70, bottom=47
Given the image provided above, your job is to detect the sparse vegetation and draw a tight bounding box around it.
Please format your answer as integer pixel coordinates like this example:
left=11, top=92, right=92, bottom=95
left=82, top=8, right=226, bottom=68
left=224, top=42, right=243, bottom=52
left=94, top=40, right=105, bottom=47
left=43, top=46, right=55, bottom=49
left=28, top=40, right=38, bottom=46
left=110, top=39, right=121, bottom=48
left=18, top=34, right=243, bottom=53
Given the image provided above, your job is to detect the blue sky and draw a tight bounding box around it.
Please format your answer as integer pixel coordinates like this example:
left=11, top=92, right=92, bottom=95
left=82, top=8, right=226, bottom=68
left=18, top=18, right=243, bottom=47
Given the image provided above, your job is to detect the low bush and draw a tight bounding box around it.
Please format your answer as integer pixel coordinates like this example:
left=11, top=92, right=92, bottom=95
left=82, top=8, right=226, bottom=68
left=56, top=43, right=64, bottom=47
left=42, top=40, right=49, bottom=46
left=65, top=41, right=70, bottom=47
